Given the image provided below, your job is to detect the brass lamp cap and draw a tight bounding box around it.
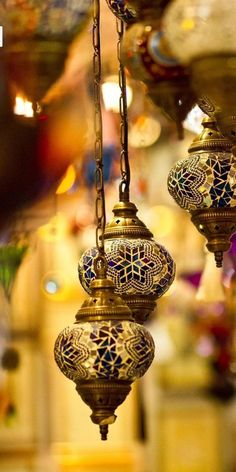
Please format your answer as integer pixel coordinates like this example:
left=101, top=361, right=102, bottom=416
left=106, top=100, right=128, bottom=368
left=189, top=117, right=232, bottom=153
left=104, top=201, right=153, bottom=239
left=76, top=275, right=133, bottom=322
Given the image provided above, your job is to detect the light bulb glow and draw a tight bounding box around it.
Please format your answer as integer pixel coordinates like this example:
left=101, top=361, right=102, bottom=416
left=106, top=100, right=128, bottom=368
left=14, top=96, right=34, bottom=117
left=102, top=77, right=133, bottom=112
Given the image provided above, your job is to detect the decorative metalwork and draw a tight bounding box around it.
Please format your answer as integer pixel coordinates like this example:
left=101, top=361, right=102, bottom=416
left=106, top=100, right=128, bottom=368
left=168, top=117, right=236, bottom=267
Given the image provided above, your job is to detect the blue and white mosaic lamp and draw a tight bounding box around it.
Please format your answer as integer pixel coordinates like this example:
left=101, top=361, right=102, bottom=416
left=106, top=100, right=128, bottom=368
left=55, top=259, right=155, bottom=440
left=168, top=117, right=236, bottom=267
left=79, top=200, right=175, bottom=324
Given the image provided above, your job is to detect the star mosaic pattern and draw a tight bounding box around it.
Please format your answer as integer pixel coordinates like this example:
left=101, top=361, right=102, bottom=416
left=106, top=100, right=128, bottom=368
left=54, top=321, right=155, bottom=382
left=78, top=238, right=175, bottom=298
left=168, top=152, right=236, bottom=211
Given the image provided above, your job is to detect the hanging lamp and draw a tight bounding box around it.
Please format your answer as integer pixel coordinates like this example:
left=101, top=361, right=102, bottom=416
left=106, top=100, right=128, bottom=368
left=79, top=15, right=175, bottom=324
left=0, top=0, right=92, bottom=104
left=54, top=0, right=155, bottom=440
left=168, top=117, right=236, bottom=267
left=163, top=0, right=236, bottom=151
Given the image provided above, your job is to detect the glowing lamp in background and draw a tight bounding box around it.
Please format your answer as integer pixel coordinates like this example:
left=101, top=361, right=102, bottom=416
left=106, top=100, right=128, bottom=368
left=0, top=0, right=92, bottom=103
left=102, top=76, right=133, bottom=113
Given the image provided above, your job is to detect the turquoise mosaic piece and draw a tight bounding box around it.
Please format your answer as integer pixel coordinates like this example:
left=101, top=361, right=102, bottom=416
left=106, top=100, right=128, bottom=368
left=78, top=238, right=175, bottom=299
left=54, top=320, right=155, bottom=382
left=168, top=152, right=236, bottom=212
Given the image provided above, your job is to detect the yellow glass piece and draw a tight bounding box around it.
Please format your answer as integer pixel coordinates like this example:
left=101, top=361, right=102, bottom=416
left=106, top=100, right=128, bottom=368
left=56, top=165, right=76, bottom=195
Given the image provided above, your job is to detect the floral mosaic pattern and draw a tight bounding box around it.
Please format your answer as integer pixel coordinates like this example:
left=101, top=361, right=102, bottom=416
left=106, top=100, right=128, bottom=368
left=0, top=0, right=92, bottom=40
left=168, top=152, right=236, bottom=212
left=54, top=321, right=155, bottom=382
left=106, top=0, right=136, bottom=23
left=78, top=238, right=175, bottom=299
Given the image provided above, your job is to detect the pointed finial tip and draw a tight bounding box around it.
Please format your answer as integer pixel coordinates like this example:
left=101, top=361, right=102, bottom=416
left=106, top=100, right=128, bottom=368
left=214, top=251, right=223, bottom=268
left=100, top=424, right=108, bottom=440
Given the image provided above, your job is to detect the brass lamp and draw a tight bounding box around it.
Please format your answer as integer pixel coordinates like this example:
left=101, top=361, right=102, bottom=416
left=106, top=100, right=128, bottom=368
left=54, top=0, right=155, bottom=440
left=0, top=0, right=92, bottom=103
left=168, top=117, right=236, bottom=267
left=79, top=15, right=175, bottom=324
left=55, top=258, right=154, bottom=440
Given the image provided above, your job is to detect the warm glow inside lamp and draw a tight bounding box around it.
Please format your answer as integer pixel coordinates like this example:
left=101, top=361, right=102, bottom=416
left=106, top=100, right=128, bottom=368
left=163, top=0, right=236, bottom=151
left=79, top=13, right=175, bottom=324
left=54, top=0, right=155, bottom=440
left=168, top=117, right=236, bottom=267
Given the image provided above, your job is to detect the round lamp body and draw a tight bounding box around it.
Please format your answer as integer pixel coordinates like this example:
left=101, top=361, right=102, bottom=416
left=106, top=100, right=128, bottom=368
left=79, top=238, right=175, bottom=299
left=168, top=151, right=236, bottom=212
left=54, top=320, right=155, bottom=383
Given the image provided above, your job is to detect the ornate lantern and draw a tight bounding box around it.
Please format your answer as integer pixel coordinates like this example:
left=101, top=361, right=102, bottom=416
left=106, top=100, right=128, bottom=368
left=55, top=258, right=154, bottom=440
left=54, top=0, right=155, bottom=440
left=163, top=0, right=236, bottom=150
left=168, top=117, right=236, bottom=267
left=79, top=16, right=175, bottom=324
left=0, top=0, right=92, bottom=102
left=121, top=20, right=195, bottom=137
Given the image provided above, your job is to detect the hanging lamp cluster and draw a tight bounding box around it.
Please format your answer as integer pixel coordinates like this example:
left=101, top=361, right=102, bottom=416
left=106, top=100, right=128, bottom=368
left=168, top=117, right=236, bottom=267
left=54, top=0, right=155, bottom=440
left=79, top=15, right=175, bottom=324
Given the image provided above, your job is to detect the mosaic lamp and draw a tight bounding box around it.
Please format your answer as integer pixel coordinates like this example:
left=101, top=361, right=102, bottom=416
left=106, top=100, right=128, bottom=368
left=168, top=117, right=236, bottom=267
left=121, top=18, right=195, bottom=138
left=0, top=0, right=92, bottom=102
left=79, top=14, right=175, bottom=324
left=163, top=0, right=236, bottom=151
left=54, top=0, right=155, bottom=440
left=55, top=258, right=155, bottom=440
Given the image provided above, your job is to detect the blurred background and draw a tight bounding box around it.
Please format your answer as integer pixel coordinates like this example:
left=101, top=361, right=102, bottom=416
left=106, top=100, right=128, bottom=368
left=0, top=2, right=236, bottom=472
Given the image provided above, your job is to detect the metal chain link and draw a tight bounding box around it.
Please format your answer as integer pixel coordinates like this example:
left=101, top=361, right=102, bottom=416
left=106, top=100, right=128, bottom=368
left=93, top=0, right=106, bottom=258
left=116, top=18, right=130, bottom=202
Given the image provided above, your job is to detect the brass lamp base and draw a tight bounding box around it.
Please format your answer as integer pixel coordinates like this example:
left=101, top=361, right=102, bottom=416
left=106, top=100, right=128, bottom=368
left=191, top=208, right=236, bottom=267
left=124, top=294, right=156, bottom=324
left=76, top=380, right=132, bottom=440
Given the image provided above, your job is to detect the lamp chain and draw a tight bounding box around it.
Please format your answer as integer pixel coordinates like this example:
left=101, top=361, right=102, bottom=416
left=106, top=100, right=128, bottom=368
left=93, top=0, right=106, bottom=270
left=117, top=18, right=130, bottom=202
